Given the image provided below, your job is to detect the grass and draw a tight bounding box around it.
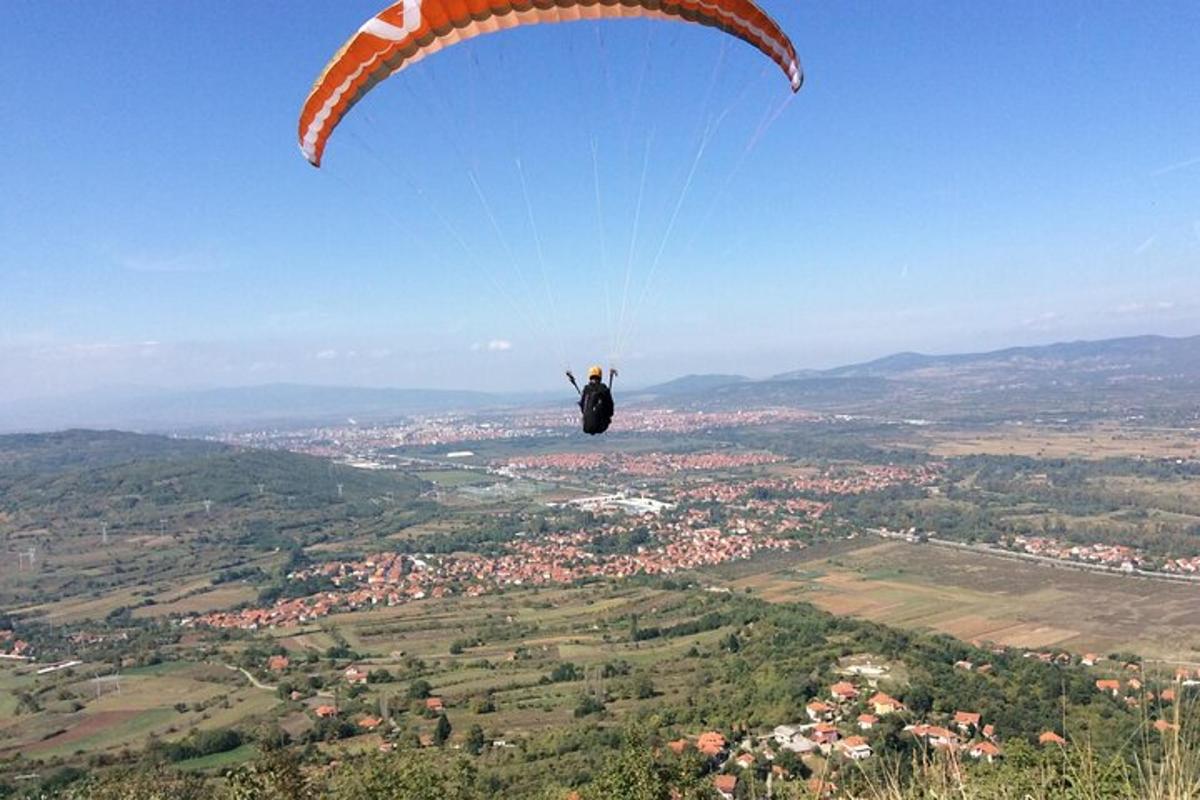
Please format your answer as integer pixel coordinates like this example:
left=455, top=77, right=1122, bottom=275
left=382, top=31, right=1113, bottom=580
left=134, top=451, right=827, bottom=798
left=174, top=743, right=258, bottom=772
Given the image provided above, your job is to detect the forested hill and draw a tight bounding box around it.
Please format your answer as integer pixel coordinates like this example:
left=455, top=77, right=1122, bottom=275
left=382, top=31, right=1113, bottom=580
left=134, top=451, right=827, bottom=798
left=0, top=429, right=226, bottom=477
left=0, top=429, right=425, bottom=512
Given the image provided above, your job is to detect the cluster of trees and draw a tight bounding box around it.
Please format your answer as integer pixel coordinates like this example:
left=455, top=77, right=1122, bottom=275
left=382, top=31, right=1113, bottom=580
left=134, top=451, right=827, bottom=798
left=146, top=728, right=243, bottom=763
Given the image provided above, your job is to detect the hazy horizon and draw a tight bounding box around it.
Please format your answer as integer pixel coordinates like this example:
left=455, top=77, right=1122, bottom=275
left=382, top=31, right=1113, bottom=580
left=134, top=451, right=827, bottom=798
left=1, top=328, right=1197, bottom=409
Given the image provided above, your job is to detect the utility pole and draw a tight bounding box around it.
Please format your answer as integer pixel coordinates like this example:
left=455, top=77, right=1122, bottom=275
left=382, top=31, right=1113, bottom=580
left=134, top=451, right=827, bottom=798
left=101, top=523, right=109, bottom=547
left=337, top=483, right=344, bottom=499
left=203, top=499, right=213, bottom=515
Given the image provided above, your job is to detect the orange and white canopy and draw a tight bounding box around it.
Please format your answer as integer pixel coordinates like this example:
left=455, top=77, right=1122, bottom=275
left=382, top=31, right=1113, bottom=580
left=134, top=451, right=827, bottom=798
left=299, top=0, right=803, bottom=167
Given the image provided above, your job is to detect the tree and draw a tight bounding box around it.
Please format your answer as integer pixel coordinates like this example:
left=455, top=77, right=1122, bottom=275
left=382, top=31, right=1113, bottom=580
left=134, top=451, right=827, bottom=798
left=587, top=728, right=665, bottom=800
left=407, top=679, right=433, bottom=700
left=327, top=752, right=480, bottom=800
left=225, top=746, right=322, bottom=800
left=466, top=724, right=486, bottom=755
left=632, top=672, right=656, bottom=700
left=434, top=713, right=453, bottom=747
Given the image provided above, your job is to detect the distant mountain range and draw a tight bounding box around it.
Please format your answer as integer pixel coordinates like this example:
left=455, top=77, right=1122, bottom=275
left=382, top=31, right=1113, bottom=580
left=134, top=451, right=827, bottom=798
left=771, top=334, right=1200, bottom=382
left=641, top=334, right=1200, bottom=422
left=2, top=334, right=1197, bottom=432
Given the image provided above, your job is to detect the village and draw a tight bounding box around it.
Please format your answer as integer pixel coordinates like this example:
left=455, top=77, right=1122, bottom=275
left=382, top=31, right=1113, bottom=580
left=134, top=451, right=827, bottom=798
left=186, top=519, right=801, bottom=631
left=1004, top=534, right=1200, bottom=576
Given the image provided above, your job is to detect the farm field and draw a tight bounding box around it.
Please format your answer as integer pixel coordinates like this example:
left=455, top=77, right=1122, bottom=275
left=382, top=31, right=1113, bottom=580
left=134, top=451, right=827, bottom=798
left=0, top=660, right=279, bottom=760
left=726, top=541, right=1200, bottom=663
left=917, top=423, right=1200, bottom=460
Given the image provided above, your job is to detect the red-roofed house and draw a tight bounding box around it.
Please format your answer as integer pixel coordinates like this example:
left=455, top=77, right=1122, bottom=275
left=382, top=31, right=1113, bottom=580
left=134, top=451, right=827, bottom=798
left=734, top=752, right=755, bottom=770
left=869, top=692, right=905, bottom=715
left=837, top=735, right=872, bottom=760
left=1096, top=679, right=1121, bottom=697
left=315, top=705, right=338, bottom=718
left=357, top=716, right=383, bottom=731
left=909, top=724, right=958, bottom=748
left=954, top=711, right=981, bottom=733
left=344, top=666, right=368, bottom=685
left=806, top=700, right=834, bottom=721
left=858, top=713, right=878, bottom=731
left=1039, top=731, right=1067, bottom=747
left=968, top=741, right=1003, bottom=763
left=830, top=681, right=859, bottom=702
left=713, top=774, right=738, bottom=800
left=267, top=655, right=289, bottom=672
left=697, top=732, right=727, bottom=758
left=811, top=723, right=840, bottom=753
left=425, top=696, right=445, bottom=713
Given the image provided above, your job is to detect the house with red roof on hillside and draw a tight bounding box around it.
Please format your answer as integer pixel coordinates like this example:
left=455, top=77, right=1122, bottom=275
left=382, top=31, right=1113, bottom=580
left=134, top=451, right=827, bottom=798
left=969, top=741, right=1003, bottom=763
left=908, top=724, right=958, bottom=749
left=837, top=736, right=872, bottom=760
left=869, top=691, right=905, bottom=715
left=806, top=700, right=834, bottom=721
left=697, top=731, right=727, bottom=758
left=667, top=739, right=689, bottom=755
left=713, top=774, right=738, bottom=800
left=954, top=711, right=981, bottom=734
left=829, top=681, right=859, bottom=702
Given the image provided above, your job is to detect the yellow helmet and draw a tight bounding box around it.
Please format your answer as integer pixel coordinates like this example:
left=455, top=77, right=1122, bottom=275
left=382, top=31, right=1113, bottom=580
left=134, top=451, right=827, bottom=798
left=587, top=365, right=603, bottom=379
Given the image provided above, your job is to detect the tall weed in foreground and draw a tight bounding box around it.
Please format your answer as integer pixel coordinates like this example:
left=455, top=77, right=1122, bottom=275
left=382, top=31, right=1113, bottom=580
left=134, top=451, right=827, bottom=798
left=842, top=697, right=1199, bottom=800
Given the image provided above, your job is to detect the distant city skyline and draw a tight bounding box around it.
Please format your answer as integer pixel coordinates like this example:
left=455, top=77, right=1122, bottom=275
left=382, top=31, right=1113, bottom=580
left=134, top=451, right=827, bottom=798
left=2, top=1, right=1197, bottom=402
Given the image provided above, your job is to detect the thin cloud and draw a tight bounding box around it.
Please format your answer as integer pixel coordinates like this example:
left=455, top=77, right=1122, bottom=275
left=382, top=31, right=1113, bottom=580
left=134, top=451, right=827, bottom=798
left=314, top=349, right=338, bottom=360
left=471, top=339, right=513, bottom=352
left=1151, top=156, right=1200, bottom=177
left=1113, top=300, right=1176, bottom=315
left=1134, top=234, right=1157, bottom=255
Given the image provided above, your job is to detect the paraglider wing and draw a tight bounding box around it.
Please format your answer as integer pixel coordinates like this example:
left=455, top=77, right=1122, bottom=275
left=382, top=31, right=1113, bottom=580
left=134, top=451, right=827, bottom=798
left=298, top=0, right=803, bottom=167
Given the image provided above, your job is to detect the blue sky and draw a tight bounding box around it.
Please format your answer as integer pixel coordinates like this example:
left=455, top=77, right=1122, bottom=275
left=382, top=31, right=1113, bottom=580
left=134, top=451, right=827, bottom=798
left=2, top=1, right=1197, bottom=400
